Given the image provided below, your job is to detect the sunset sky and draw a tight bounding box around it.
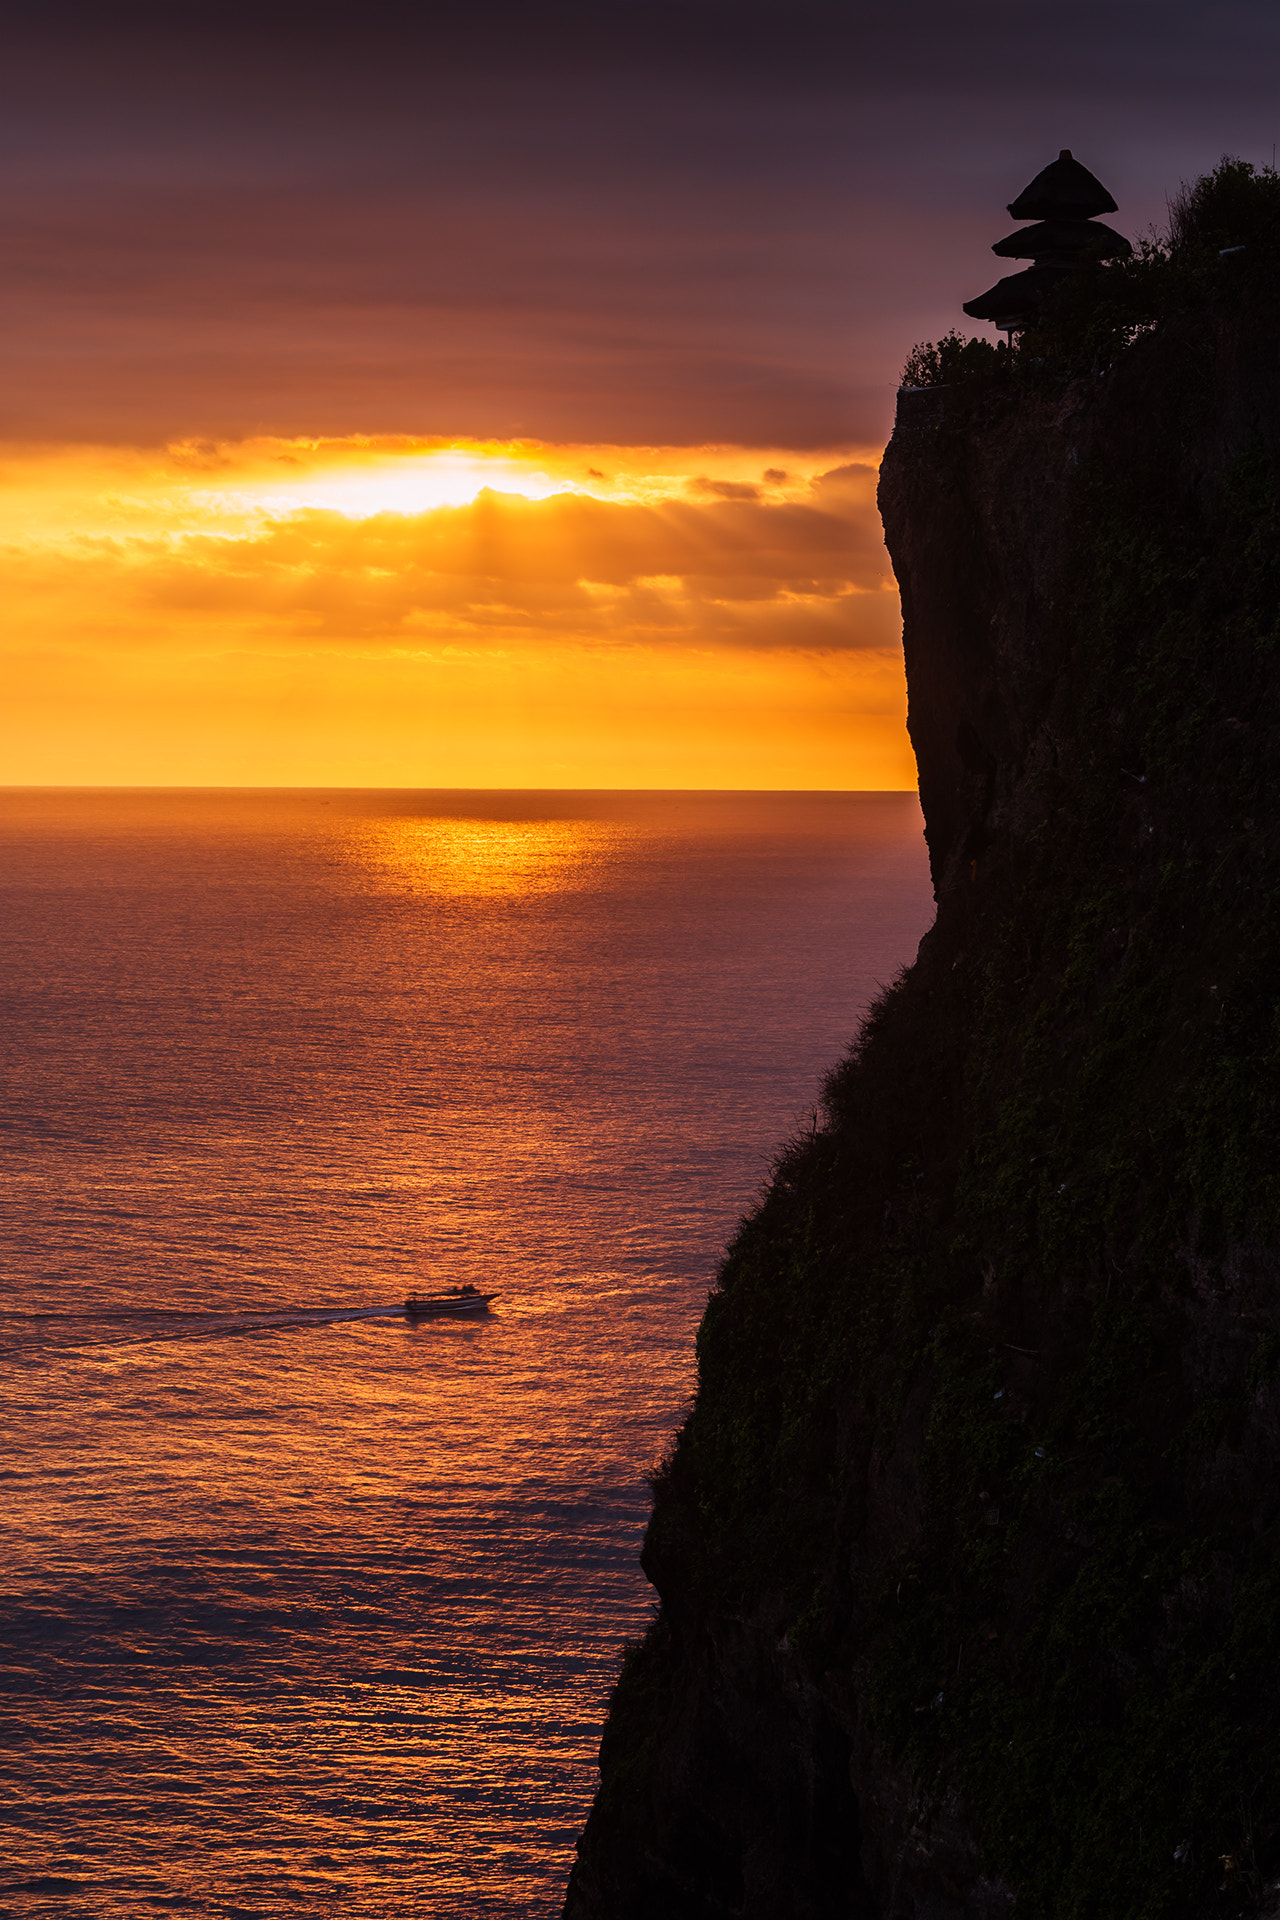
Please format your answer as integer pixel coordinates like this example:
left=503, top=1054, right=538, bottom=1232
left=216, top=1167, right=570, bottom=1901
left=6, top=0, right=1279, bottom=787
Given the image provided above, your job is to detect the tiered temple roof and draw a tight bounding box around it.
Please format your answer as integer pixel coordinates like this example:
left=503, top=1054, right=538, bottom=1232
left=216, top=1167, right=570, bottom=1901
left=963, top=150, right=1131, bottom=332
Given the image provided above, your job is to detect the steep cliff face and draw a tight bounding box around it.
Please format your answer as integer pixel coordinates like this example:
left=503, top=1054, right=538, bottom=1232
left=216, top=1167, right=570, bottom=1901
left=565, top=289, right=1280, bottom=1920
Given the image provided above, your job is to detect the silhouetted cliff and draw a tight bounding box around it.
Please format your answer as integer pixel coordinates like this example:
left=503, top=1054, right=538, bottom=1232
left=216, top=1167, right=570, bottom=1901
left=566, top=240, right=1280, bottom=1919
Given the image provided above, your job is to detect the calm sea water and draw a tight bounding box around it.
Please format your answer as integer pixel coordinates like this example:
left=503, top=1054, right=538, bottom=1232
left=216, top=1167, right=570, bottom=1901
left=0, top=788, right=932, bottom=1918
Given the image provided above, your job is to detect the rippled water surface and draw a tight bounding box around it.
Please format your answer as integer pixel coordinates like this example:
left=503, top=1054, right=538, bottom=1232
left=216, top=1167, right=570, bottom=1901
left=0, top=788, right=932, bottom=1917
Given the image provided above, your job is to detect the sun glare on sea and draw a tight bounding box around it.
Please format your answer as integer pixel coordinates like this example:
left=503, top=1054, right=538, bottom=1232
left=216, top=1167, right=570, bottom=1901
left=355, top=816, right=635, bottom=899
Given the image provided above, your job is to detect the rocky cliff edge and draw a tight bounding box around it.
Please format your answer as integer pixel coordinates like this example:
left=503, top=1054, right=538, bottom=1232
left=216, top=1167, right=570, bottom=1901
left=565, top=272, right=1280, bottom=1920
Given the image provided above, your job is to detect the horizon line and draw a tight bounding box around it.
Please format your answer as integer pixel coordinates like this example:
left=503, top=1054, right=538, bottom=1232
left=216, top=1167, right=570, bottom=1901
left=0, top=782, right=921, bottom=796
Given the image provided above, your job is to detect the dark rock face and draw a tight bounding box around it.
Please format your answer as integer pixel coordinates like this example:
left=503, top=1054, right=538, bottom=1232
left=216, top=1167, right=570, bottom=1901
left=565, top=296, right=1280, bottom=1919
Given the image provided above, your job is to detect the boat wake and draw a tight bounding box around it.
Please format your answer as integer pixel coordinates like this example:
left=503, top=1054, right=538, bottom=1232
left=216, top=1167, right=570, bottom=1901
left=0, top=1303, right=414, bottom=1361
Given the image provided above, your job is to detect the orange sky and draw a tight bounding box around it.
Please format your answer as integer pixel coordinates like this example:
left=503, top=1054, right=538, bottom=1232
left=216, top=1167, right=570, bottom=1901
left=8, top=7, right=1262, bottom=788
left=3, top=435, right=914, bottom=789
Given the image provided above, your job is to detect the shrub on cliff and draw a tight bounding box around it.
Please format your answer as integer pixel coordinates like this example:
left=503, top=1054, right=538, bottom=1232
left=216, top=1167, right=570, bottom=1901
left=1168, top=155, right=1280, bottom=259
left=901, top=329, right=1009, bottom=387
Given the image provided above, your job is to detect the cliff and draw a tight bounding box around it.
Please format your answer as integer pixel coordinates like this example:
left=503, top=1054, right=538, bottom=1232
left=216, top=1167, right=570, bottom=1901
left=565, top=267, right=1280, bottom=1919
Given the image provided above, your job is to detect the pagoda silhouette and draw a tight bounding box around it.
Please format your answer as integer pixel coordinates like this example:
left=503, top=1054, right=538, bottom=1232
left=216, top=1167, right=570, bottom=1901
left=964, top=149, right=1131, bottom=337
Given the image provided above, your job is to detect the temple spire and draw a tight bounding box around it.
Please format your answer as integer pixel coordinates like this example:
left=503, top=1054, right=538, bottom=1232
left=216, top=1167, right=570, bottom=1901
left=963, top=149, right=1131, bottom=337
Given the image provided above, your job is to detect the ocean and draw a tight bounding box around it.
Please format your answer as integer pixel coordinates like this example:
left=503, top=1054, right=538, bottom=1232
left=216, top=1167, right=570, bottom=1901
left=0, top=788, right=933, bottom=1918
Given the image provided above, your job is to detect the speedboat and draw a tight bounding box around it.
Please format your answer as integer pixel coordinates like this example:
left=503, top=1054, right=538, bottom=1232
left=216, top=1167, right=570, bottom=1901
left=403, top=1285, right=497, bottom=1317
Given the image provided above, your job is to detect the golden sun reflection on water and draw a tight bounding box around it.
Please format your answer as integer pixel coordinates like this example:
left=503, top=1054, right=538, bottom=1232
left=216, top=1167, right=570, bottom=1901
left=0, top=789, right=935, bottom=1918
left=356, top=814, right=634, bottom=898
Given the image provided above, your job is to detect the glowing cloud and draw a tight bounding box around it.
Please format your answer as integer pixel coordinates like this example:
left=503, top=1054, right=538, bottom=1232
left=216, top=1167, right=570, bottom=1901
left=1, top=436, right=913, bottom=789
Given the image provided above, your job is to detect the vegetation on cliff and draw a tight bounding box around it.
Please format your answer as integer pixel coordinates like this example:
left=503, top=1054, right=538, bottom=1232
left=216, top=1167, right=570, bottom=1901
left=566, top=163, right=1280, bottom=1920
left=903, top=158, right=1280, bottom=391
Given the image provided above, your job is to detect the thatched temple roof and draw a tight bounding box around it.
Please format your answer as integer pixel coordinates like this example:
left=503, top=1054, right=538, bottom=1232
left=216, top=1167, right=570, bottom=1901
left=1007, top=149, right=1118, bottom=221
left=990, top=218, right=1132, bottom=261
left=962, top=267, right=1065, bottom=326
left=962, top=150, right=1127, bottom=331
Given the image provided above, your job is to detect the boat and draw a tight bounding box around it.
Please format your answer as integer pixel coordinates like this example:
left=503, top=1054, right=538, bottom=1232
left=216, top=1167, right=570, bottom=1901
left=402, top=1285, right=497, bottom=1317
